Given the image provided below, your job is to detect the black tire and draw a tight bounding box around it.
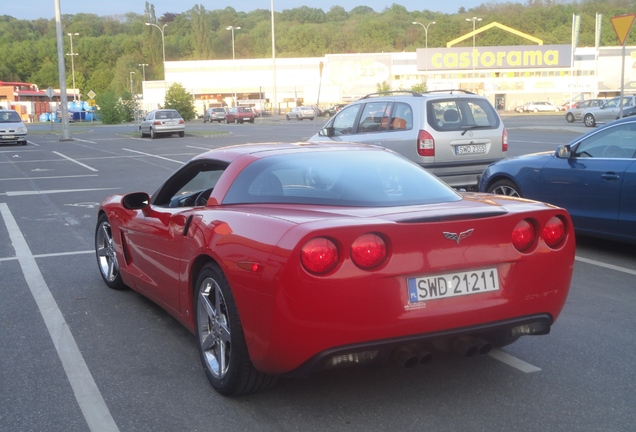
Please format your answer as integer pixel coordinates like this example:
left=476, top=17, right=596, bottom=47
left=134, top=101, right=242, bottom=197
left=286, top=115, right=290, bottom=121
left=179, top=131, right=185, bottom=137
left=324, top=112, right=331, bottom=118
left=140, top=128, right=146, bottom=138
left=565, top=112, right=574, bottom=123
left=195, top=263, right=276, bottom=396
left=225, top=118, right=230, bottom=124
left=249, top=119, right=254, bottom=123
left=150, top=128, right=156, bottom=139
left=487, top=179, right=522, bottom=197
left=95, top=213, right=127, bottom=290
left=583, top=114, right=596, bottom=127
left=533, top=108, right=539, bottom=113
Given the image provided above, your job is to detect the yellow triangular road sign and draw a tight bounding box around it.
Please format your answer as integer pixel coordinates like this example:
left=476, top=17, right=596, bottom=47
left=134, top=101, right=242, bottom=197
left=611, top=14, right=636, bottom=46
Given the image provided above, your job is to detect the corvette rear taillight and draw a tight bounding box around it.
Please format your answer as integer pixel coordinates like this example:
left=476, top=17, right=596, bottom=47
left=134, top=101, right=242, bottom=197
left=512, top=219, right=535, bottom=252
left=543, top=216, right=566, bottom=248
left=351, top=233, right=387, bottom=269
left=502, top=128, right=508, bottom=152
left=417, top=130, right=435, bottom=157
left=301, top=237, right=339, bottom=274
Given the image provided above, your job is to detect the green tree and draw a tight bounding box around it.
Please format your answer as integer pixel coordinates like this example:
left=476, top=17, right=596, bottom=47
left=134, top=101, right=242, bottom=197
left=96, top=90, right=123, bottom=124
left=164, top=82, right=196, bottom=120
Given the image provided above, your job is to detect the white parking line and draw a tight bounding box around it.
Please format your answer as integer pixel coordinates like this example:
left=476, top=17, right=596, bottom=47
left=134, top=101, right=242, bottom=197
left=2, top=188, right=116, bottom=197
left=53, top=151, right=98, bottom=171
left=488, top=349, right=542, bottom=373
left=575, top=256, right=636, bottom=276
left=0, top=203, right=119, bottom=432
left=122, top=148, right=185, bottom=164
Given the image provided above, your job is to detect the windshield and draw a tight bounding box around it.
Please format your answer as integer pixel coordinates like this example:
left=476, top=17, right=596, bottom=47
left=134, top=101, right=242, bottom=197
left=223, top=150, right=460, bottom=207
left=0, top=111, right=22, bottom=123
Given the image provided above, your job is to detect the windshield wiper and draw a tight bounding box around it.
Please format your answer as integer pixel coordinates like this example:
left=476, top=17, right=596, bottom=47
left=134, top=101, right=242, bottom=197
left=461, top=125, right=491, bottom=135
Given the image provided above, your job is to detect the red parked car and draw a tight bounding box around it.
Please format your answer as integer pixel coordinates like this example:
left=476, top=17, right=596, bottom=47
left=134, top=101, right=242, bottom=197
left=95, top=143, right=575, bottom=396
left=225, top=106, right=255, bottom=124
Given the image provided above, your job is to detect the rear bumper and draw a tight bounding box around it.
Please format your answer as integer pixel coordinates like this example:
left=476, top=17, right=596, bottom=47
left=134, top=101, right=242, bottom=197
left=285, top=314, right=552, bottom=377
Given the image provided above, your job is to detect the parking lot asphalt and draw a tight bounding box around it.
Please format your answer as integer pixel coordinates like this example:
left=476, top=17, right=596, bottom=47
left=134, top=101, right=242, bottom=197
left=1, top=118, right=634, bottom=432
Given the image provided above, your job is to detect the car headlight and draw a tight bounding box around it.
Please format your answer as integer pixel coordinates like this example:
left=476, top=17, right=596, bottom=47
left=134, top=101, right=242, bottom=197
left=17, top=126, right=27, bottom=134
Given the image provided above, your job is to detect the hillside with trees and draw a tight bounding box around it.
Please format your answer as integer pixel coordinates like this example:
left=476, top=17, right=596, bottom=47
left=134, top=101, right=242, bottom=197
left=0, top=0, right=634, bottom=98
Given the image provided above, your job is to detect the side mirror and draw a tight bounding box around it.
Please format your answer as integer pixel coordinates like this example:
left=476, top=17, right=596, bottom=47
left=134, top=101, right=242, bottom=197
left=122, top=192, right=150, bottom=210
left=319, top=126, right=336, bottom=137
left=556, top=144, right=571, bottom=159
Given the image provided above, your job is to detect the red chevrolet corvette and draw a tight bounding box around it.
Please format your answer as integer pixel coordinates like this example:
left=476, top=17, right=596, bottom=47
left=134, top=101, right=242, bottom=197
left=95, top=143, right=575, bottom=396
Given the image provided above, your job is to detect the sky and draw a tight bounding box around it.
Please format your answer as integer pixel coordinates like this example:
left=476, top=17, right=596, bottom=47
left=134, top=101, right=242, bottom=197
left=4, top=1, right=503, bottom=21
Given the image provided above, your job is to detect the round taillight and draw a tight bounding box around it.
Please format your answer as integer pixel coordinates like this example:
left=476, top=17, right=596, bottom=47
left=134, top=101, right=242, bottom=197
left=512, top=219, right=535, bottom=252
left=301, top=237, right=339, bottom=274
left=351, top=233, right=387, bottom=269
left=543, top=216, right=566, bottom=248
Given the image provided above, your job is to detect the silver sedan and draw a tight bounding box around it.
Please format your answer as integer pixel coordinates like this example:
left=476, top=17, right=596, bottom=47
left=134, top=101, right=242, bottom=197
left=140, top=109, right=185, bottom=138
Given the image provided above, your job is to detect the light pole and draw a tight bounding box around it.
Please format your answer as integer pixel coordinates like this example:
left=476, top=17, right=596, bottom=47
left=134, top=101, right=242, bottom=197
left=466, top=16, right=482, bottom=93
left=138, top=63, right=148, bottom=82
left=145, top=22, right=167, bottom=79
left=226, top=25, right=241, bottom=104
left=271, top=0, right=277, bottom=116
left=412, top=21, right=435, bottom=80
left=130, top=71, right=135, bottom=96
left=66, top=32, right=79, bottom=102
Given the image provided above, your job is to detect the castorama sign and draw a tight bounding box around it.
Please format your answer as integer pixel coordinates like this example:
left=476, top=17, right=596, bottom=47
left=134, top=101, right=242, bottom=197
left=416, top=45, right=572, bottom=70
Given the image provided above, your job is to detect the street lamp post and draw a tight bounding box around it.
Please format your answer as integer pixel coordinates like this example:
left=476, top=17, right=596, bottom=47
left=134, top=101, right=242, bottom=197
left=466, top=16, right=482, bottom=93
left=226, top=25, right=241, bottom=104
left=412, top=21, right=435, bottom=80
left=66, top=32, right=79, bottom=102
left=145, top=22, right=168, bottom=79
left=129, top=71, right=135, bottom=96
left=138, top=63, right=148, bottom=82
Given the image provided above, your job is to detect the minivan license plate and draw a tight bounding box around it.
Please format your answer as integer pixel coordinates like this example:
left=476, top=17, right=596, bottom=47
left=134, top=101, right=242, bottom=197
left=456, top=144, right=486, bottom=155
left=407, top=268, right=499, bottom=303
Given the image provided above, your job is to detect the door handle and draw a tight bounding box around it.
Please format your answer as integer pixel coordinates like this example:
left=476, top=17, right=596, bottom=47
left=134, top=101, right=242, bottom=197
left=601, top=173, right=620, bottom=180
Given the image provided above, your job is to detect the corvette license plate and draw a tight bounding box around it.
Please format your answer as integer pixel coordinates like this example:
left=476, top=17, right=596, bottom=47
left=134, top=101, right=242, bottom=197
left=407, top=268, right=499, bottom=303
left=456, top=144, right=486, bottom=155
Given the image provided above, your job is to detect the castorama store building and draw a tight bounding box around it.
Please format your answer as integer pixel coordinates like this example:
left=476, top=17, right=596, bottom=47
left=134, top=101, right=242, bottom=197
left=142, top=21, right=633, bottom=115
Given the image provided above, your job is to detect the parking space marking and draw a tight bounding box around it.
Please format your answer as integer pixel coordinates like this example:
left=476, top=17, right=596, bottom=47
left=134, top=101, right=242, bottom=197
left=575, top=256, right=636, bottom=276
left=122, top=148, right=185, bottom=164
left=52, top=151, right=98, bottom=172
left=1, top=174, right=98, bottom=182
left=71, top=138, right=97, bottom=144
left=0, top=203, right=120, bottom=432
left=2, top=188, right=116, bottom=197
left=488, top=349, right=542, bottom=373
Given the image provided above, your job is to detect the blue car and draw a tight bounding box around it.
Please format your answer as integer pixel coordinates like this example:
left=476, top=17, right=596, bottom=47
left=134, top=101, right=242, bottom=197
left=479, top=116, right=636, bottom=244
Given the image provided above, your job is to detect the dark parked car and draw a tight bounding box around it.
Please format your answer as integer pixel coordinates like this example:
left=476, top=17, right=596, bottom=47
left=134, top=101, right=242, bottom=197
left=203, top=107, right=227, bottom=123
left=225, top=106, right=254, bottom=124
left=321, top=104, right=347, bottom=117
left=480, top=116, right=636, bottom=244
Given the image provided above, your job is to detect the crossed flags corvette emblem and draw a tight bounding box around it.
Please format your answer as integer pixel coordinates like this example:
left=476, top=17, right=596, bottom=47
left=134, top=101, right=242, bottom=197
left=443, top=229, right=475, bottom=244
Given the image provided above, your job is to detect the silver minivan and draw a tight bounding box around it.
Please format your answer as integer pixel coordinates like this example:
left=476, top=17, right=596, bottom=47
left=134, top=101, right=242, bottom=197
left=309, top=91, right=507, bottom=190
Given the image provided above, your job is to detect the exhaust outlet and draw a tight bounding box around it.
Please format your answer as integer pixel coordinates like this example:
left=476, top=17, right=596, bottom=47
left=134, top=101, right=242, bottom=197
left=393, top=347, right=420, bottom=368
left=453, top=337, right=479, bottom=358
left=416, top=349, right=432, bottom=365
left=474, top=338, right=492, bottom=355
